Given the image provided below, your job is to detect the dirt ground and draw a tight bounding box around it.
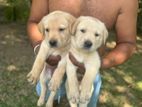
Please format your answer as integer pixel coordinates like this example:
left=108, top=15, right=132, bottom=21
left=0, top=23, right=142, bottom=107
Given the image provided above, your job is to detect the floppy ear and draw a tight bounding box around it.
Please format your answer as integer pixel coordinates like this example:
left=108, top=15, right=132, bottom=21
left=91, top=17, right=108, bottom=44
left=65, top=15, right=76, bottom=35
left=102, top=23, right=108, bottom=44
left=38, top=19, right=45, bottom=36
left=70, top=18, right=80, bottom=35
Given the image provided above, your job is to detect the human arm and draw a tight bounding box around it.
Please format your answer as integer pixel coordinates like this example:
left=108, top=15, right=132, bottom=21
left=102, top=0, right=138, bottom=69
left=27, top=0, right=48, bottom=47
left=69, top=0, right=138, bottom=69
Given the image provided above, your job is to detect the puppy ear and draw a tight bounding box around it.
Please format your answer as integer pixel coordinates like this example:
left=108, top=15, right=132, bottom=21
left=70, top=19, right=80, bottom=35
left=102, top=23, right=108, bottom=44
left=38, top=19, right=45, bottom=36
left=65, top=15, right=76, bottom=35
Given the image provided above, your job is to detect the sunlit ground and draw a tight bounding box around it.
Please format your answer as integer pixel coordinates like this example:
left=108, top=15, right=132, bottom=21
left=0, top=23, right=142, bottom=107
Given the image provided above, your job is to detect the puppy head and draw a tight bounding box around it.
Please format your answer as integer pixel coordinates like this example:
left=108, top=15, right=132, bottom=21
left=38, top=11, right=76, bottom=48
left=71, top=16, right=108, bottom=52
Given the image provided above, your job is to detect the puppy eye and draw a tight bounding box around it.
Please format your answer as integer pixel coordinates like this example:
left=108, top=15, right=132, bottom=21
left=95, top=33, right=100, bottom=37
left=80, top=29, right=86, bottom=33
left=59, top=28, right=65, bottom=32
left=45, top=28, right=49, bottom=32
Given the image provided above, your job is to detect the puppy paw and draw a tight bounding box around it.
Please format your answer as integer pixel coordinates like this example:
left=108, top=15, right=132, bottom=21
left=79, top=89, right=91, bottom=103
left=79, top=93, right=91, bottom=104
left=27, top=70, right=39, bottom=85
left=46, top=101, right=53, bottom=107
left=37, top=98, right=45, bottom=106
left=48, top=78, right=60, bottom=91
left=68, top=89, right=79, bottom=103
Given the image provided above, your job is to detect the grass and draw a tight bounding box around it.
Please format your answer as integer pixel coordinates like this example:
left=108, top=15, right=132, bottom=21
left=0, top=23, right=142, bottom=107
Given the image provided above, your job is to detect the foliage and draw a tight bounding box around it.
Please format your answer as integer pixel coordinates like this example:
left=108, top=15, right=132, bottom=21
left=138, top=0, right=142, bottom=34
left=2, top=0, right=142, bottom=33
left=4, top=0, right=30, bottom=23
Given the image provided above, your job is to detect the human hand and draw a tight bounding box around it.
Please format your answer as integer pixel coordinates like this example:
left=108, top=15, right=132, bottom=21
left=101, top=42, right=136, bottom=69
left=101, top=57, right=114, bottom=69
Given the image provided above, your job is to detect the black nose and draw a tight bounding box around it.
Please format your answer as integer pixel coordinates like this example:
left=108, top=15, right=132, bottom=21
left=49, top=40, right=57, bottom=47
left=84, top=40, right=92, bottom=49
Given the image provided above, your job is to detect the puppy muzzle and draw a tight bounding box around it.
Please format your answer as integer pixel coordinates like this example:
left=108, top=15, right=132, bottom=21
left=83, top=40, right=92, bottom=49
left=49, top=39, right=58, bottom=48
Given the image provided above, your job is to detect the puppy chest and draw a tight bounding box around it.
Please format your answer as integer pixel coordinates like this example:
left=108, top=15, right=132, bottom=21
left=50, top=49, right=65, bottom=56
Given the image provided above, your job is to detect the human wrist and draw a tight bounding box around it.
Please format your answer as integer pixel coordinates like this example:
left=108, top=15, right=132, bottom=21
left=32, top=40, right=42, bottom=55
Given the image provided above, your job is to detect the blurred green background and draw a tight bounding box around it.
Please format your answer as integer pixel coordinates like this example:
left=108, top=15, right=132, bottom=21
left=0, top=0, right=30, bottom=23
left=138, top=0, right=142, bottom=34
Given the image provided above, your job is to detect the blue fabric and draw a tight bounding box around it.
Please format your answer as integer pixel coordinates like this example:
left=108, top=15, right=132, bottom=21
left=88, top=73, right=102, bottom=107
left=36, top=77, right=66, bottom=102
left=36, top=73, right=102, bottom=107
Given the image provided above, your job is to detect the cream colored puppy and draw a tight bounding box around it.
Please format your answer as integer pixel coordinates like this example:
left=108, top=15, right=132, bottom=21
left=27, top=11, right=75, bottom=107
left=66, top=16, right=108, bottom=107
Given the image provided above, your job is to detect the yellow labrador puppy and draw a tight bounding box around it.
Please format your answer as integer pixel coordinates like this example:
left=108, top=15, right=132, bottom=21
left=27, top=11, right=75, bottom=107
left=66, top=16, right=108, bottom=107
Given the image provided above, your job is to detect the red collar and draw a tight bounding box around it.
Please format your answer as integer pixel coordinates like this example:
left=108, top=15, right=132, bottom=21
left=69, top=52, right=85, bottom=72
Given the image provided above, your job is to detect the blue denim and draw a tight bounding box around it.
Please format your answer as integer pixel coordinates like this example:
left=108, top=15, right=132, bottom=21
left=36, top=73, right=102, bottom=107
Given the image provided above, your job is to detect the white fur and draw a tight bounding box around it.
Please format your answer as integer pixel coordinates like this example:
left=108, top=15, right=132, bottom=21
left=66, top=16, right=108, bottom=107
left=27, top=11, right=75, bottom=107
